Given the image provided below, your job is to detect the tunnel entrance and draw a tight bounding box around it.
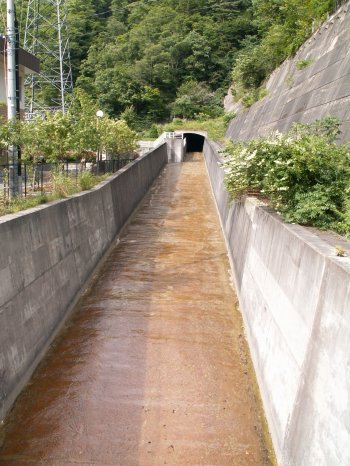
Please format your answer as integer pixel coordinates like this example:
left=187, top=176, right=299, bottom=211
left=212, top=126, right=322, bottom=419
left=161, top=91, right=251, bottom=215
left=184, top=133, right=205, bottom=152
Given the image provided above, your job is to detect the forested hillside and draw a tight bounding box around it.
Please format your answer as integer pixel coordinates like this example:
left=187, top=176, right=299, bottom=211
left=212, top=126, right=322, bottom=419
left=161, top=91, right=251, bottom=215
left=3, top=0, right=343, bottom=130
left=67, top=0, right=339, bottom=129
left=71, top=0, right=254, bottom=129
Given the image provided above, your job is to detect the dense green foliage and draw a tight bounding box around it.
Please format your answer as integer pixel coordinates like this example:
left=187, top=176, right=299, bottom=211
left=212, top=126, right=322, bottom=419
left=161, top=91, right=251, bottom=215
left=0, top=92, right=137, bottom=162
left=159, top=114, right=233, bottom=142
left=74, top=0, right=253, bottom=128
left=2, top=0, right=341, bottom=121
left=0, top=0, right=254, bottom=126
left=231, top=0, right=340, bottom=105
left=69, top=0, right=341, bottom=119
left=223, top=118, right=350, bottom=235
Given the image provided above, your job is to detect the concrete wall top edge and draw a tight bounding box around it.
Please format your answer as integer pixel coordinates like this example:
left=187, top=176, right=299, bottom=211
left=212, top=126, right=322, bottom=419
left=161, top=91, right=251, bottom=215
left=140, top=141, right=168, bottom=157
left=244, top=198, right=350, bottom=270
left=174, top=130, right=208, bottom=136
left=0, top=186, right=103, bottom=226
left=0, top=148, right=167, bottom=227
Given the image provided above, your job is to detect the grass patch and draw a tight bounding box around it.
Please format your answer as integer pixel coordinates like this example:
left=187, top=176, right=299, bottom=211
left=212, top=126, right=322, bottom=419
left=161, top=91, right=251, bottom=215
left=296, top=58, right=313, bottom=70
left=0, top=172, right=110, bottom=217
left=158, top=115, right=231, bottom=142
left=241, top=87, right=268, bottom=108
left=285, top=74, right=294, bottom=87
left=0, top=194, right=49, bottom=216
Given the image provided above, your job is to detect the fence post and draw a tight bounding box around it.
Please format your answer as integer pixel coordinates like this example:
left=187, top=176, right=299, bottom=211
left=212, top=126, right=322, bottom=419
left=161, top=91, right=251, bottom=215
left=41, top=163, right=44, bottom=194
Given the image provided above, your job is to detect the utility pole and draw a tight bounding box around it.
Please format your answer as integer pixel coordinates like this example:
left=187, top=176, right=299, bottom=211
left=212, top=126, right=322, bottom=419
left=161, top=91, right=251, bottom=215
left=6, top=0, right=19, bottom=197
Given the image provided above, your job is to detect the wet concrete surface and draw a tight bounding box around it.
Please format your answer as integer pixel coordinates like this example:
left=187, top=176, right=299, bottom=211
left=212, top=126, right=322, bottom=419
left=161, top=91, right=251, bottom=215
left=0, top=153, right=274, bottom=465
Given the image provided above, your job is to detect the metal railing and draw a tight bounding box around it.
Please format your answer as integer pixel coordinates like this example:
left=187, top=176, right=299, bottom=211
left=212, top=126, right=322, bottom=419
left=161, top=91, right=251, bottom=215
left=0, top=157, right=134, bottom=199
left=165, top=132, right=184, bottom=139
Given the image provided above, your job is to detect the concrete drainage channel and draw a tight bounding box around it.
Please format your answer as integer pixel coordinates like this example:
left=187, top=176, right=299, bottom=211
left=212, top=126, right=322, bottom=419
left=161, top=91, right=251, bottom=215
left=0, top=132, right=203, bottom=422
left=0, top=134, right=349, bottom=464
left=0, top=150, right=275, bottom=465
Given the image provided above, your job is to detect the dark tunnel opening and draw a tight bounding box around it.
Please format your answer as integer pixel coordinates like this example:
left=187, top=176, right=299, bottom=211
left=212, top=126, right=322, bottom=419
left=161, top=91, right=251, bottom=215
left=184, top=133, right=205, bottom=152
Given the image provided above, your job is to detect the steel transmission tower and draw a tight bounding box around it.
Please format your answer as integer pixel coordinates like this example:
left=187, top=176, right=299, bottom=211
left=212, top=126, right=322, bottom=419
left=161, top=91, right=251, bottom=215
left=23, top=0, right=73, bottom=116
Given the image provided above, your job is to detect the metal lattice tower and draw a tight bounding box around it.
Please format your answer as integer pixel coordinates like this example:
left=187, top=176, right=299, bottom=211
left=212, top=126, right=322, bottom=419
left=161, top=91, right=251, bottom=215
left=23, top=0, right=73, bottom=116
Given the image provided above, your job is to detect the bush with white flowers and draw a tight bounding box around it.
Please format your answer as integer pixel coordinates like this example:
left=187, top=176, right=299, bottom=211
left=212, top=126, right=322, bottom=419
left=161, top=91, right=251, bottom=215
left=222, top=117, right=350, bottom=235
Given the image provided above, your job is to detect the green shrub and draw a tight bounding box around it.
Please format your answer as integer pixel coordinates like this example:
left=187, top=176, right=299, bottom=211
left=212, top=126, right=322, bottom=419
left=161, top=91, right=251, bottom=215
left=241, top=88, right=268, bottom=108
left=0, top=169, right=111, bottom=217
left=223, top=111, right=236, bottom=127
left=0, top=194, right=49, bottom=216
left=171, top=80, right=222, bottom=119
left=296, top=58, right=313, bottom=70
left=79, top=171, right=95, bottom=191
left=288, top=116, right=341, bottom=142
left=285, top=186, right=346, bottom=229
left=146, top=124, right=160, bottom=139
left=223, top=117, right=350, bottom=235
left=52, top=171, right=77, bottom=198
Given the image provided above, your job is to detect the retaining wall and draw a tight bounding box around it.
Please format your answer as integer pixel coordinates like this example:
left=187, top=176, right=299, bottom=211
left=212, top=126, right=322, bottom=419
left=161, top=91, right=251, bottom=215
left=167, top=138, right=186, bottom=163
left=0, top=144, right=168, bottom=421
left=204, top=139, right=350, bottom=466
left=226, top=1, right=350, bottom=143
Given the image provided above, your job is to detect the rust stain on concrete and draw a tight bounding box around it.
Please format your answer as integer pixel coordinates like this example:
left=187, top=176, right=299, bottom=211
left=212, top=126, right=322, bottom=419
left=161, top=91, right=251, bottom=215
left=0, top=153, right=274, bottom=465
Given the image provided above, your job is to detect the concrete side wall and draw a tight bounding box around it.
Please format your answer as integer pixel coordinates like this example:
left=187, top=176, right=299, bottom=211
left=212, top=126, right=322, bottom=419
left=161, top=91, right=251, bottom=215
left=226, top=2, right=350, bottom=143
left=167, top=138, right=186, bottom=163
left=204, top=140, right=350, bottom=465
left=0, top=144, right=168, bottom=421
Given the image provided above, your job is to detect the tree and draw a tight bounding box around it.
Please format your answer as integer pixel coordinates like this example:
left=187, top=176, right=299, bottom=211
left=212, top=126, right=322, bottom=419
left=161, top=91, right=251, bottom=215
left=171, top=80, right=220, bottom=119
left=100, top=119, right=137, bottom=155
left=67, top=0, right=97, bottom=81
left=75, top=0, right=253, bottom=124
left=69, top=90, right=101, bottom=156
left=20, top=112, right=74, bottom=162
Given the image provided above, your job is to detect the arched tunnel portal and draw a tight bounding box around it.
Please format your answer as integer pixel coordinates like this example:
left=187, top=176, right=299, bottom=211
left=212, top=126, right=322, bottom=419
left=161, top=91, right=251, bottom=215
left=183, top=133, right=205, bottom=152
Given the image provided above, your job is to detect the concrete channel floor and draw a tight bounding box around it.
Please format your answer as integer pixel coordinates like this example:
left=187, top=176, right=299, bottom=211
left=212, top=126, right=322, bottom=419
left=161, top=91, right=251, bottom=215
left=0, top=153, right=274, bottom=466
